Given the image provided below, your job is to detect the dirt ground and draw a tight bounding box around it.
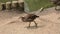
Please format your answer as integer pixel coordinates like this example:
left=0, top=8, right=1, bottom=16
left=0, top=7, right=60, bottom=34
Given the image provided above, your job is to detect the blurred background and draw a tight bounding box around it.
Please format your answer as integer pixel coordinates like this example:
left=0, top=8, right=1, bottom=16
left=0, top=0, right=17, bottom=3
left=0, top=0, right=53, bottom=11
left=25, top=0, right=53, bottom=11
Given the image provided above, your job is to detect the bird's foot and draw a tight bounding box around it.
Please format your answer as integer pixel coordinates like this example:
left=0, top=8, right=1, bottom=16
left=27, top=26, right=30, bottom=28
left=35, top=25, right=38, bottom=28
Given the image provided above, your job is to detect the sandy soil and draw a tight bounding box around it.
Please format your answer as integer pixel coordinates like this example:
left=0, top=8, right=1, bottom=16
left=0, top=7, right=60, bottom=34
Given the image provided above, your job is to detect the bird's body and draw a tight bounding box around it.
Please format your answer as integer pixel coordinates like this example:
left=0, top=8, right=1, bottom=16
left=21, top=14, right=39, bottom=27
left=21, top=14, right=39, bottom=22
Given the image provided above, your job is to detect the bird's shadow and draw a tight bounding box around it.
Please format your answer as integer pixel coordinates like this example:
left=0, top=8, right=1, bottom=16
left=24, top=25, right=45, bottom=29
left=58, top=17, right=60, bottom=19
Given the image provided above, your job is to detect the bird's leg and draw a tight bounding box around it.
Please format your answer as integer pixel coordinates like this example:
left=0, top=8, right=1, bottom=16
left=34, top=21, right=37, bottom=27
left=28, top=22, right=31, bottom=27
